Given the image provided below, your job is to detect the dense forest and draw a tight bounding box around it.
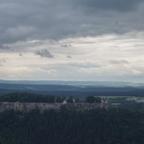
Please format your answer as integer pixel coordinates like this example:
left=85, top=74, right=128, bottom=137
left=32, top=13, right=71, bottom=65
left=0, top=92, right=101, bottom=103
left=0, top=92, right=65, bottom=103
left=0, top=108, right=143, bottom=144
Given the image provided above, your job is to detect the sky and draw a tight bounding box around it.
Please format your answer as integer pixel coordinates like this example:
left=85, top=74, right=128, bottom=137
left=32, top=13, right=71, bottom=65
left=0, top=0, right=144, bottom=82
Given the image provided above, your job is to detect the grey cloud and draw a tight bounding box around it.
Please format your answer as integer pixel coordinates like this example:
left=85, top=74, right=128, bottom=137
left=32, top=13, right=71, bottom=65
left=4, top=26, right=36, bottom=42
left=0, top=44, right=12, bottom=52
left=0, top=58, right=6, bottom=66
left=19, top=53, right=23, bottom=57
left=41, top=62, right=101, bottom=69
left=0, top=0, right=144, bottom=48
left=61, top=44, right=72, bottom=48
left=67, top=56, right=72, bottom=59
left=35, top=49, right=54, bottom=58
left=109, top=60, right=129, bottom=65
left=75, top=0, right=143, bottom=12
left=70, top=63, right=101, bottom=68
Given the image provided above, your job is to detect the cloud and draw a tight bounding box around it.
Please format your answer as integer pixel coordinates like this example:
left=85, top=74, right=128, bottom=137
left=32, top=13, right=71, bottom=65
left=35, top=49, right=54, bottom=58
left=1, top=32, right=144, bottom=81
left=0, top=58, right=6, bottom=66
left=109, top=60, right=129, bottom=65
left=0, top=0, right=144, bottom=47
left=0, top=66, right=34, bottom=79
left=4, top=26, right=36, bottom=43
left=75, top=0, right=143, bottom=12
left=0, top=0, right=144, bottom=82
left=0, top=44, right=11, bottom=52
left=67, top=56, right=72, bottom=59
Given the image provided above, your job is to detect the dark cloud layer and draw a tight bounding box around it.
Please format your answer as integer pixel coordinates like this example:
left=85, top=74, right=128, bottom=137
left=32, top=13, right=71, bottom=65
left=0, top=0, right=144, bottom=48
left=76, top=0, right=143, bottom=12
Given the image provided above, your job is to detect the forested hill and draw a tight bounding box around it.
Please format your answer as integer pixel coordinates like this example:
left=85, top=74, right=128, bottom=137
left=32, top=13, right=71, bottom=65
left=0, top=82, right=144, bottom=96
left=0, top=109, right=143, bottom=144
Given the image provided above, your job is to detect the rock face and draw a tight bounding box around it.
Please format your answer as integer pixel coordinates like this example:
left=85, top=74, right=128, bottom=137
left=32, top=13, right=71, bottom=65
left=62, top=103, right=103, bottom=111
left=0, top=102, right=109, bottom=112
left=0, top=102, right=62, bottom=112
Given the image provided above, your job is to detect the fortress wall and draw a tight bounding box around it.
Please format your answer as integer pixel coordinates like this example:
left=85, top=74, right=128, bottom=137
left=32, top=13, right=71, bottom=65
left=0, top=102, right=108, bottom=112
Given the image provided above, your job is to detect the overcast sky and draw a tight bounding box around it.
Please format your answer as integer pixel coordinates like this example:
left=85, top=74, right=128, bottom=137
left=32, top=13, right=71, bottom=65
left=0, top=0, right=144, bottom=82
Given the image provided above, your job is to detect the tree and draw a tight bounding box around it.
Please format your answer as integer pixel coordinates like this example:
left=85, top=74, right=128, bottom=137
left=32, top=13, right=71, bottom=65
left=67, top=97, right=74, bottom=103
left=86, top=96, right=101, bottom=103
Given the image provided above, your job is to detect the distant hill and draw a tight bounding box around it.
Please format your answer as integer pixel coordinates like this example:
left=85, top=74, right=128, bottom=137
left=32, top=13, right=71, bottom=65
left=1, top=80, right=144, bottom=87
left=0, top=80, right=144, bottom=97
